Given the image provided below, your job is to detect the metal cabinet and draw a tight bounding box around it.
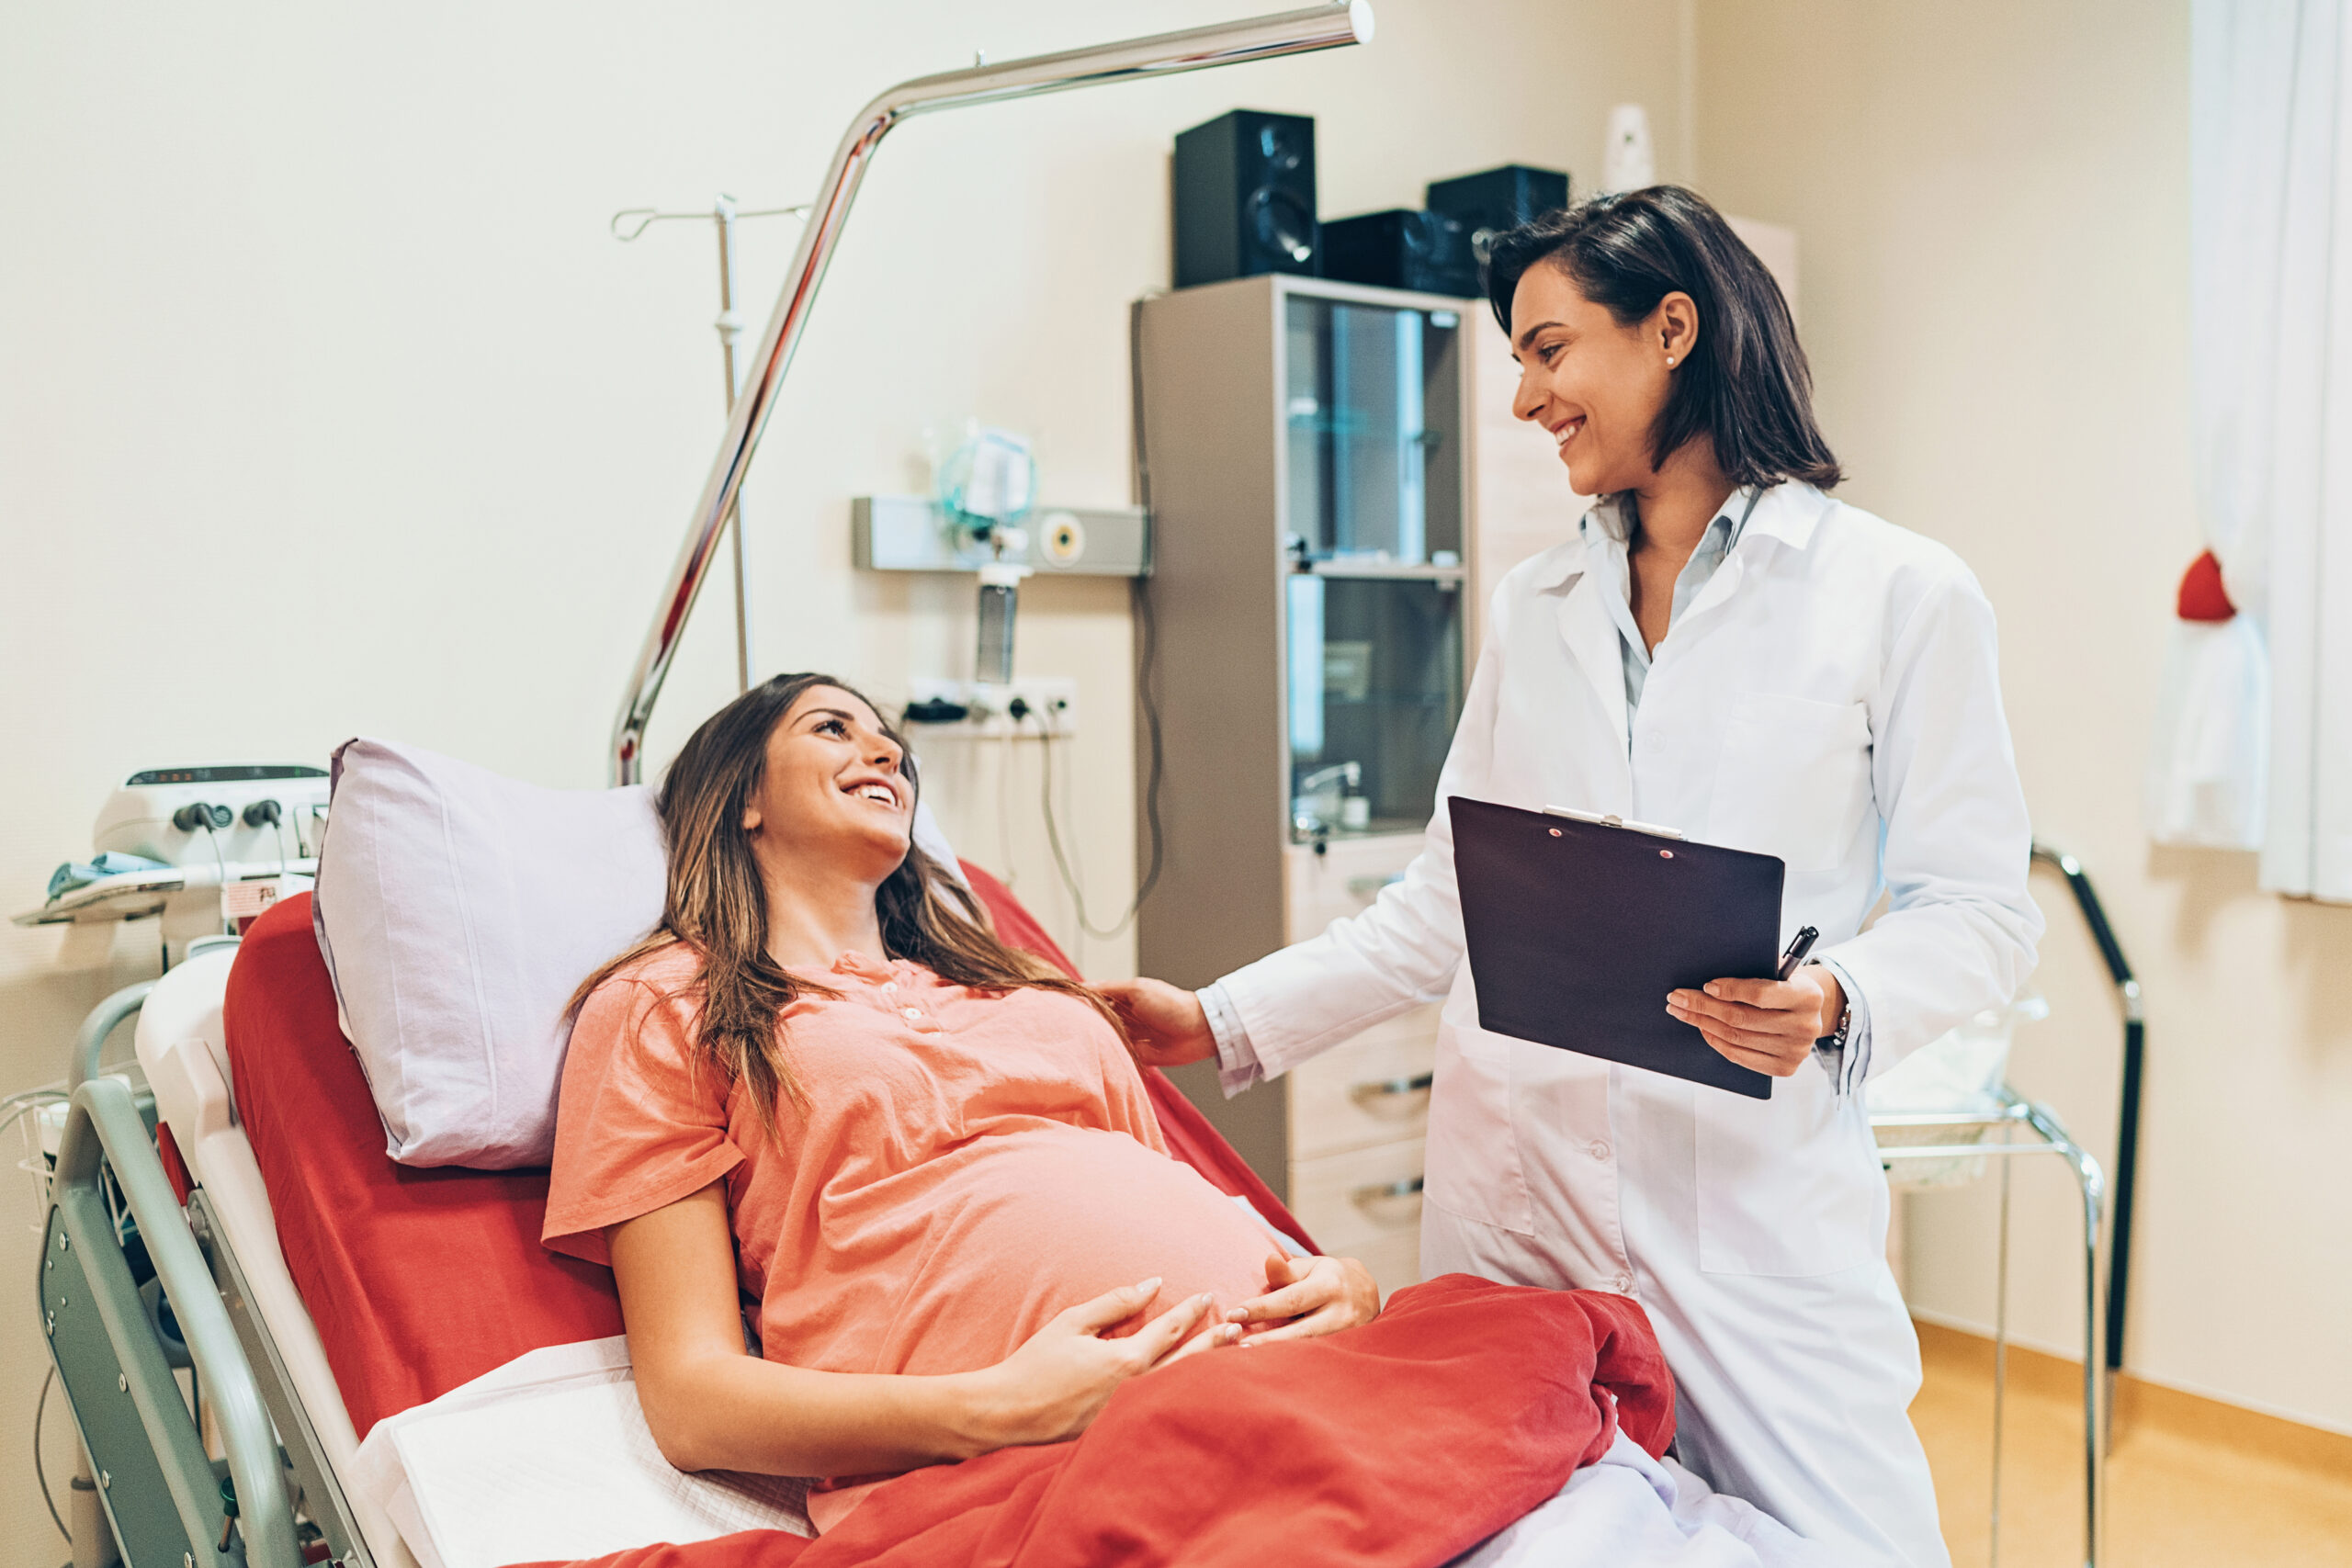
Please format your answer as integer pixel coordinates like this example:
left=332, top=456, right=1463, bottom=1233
left=1134, top=274, right=1473, bottom=1295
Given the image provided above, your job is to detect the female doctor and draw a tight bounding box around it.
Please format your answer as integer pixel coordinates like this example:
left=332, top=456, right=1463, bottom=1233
left=1104, top=186, right=2041, bottom=1568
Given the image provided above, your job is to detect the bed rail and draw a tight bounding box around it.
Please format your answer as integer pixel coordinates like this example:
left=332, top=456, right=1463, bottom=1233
left=46, top=1077, right=303, bottom=1568
left=610, top=2, right=1376, bottom=782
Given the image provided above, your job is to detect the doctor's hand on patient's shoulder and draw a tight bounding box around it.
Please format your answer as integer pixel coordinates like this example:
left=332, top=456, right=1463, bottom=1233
left=1666, top=965, right=1847, bottom=1079
left=1096, top=977, right=1217, bottom=1069
left=1225, top=1252, right=1380, bottom=1345
left=956, top=1279, right=1238, bottom=1452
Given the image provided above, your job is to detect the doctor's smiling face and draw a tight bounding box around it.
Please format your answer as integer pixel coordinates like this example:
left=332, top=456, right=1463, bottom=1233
left=1509, top=261, right=1697, bottom=498
left=1486, top=187, right=1842, bottom=506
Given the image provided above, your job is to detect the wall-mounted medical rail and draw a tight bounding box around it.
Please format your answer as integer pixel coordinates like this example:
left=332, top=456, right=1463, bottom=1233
left=609, top=2, right=1377, bottom=783
left=2030, top=840, right=2142, bottom=1430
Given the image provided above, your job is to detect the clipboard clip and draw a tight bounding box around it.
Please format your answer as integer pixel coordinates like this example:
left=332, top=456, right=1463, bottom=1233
left=1542, top=805, right=1688, bottom=841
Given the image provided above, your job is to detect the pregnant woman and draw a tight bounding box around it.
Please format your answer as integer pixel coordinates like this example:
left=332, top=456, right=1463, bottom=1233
left=541, top=673, right=1380, bottom=1533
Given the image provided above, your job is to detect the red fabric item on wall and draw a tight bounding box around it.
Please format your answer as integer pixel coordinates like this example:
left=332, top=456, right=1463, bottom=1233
left=521, top=1275, right=1674, bottom=1568
left=956, top=862, right=1317, bottom=1257
left=2177, top=547, right=2237, bottom=622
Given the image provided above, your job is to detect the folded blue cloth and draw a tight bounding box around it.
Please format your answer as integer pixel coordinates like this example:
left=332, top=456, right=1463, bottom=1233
left=48, top=852, right=173, bottom=902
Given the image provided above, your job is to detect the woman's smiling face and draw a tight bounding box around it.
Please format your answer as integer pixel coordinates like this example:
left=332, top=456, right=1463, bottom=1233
left=1507, top=261, right=1684, bottom=498
left=740, top=684, right=912, bottom=880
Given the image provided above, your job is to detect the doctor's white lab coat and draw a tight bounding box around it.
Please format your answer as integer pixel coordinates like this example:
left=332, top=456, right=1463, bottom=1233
left=1216, top=481, right=2041, bottom=1568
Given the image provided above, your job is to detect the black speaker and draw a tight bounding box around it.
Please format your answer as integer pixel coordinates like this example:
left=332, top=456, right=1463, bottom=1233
left=1172, top=109, right=1318, bottom=288
left=1318, top=209, right=1479, bottom=298
left=1426, top=164, right=1571, bottom=261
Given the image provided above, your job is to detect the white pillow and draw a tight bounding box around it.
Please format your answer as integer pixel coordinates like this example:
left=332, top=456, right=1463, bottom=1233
left=313, top=736, right=961, bottom=1168
left=350, top=1337, right=811, bottom=1568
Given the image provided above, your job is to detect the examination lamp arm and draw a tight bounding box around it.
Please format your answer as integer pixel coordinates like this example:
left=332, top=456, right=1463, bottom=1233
left=611, top=3, right=1376, bottom=783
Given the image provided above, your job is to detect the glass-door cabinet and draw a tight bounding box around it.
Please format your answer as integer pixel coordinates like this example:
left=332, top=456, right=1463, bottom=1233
left=1135, top=273, right=1473, bottom=1255
left=1280, top=291, right=1467, bottom=841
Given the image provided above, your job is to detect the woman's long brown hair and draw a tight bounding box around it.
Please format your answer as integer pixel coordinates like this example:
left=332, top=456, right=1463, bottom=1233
left=569, top=672, right=1118, bottom=1133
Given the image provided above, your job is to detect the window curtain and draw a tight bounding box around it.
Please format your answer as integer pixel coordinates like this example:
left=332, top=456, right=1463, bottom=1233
left=2166, top=0, right=2352, bottom=900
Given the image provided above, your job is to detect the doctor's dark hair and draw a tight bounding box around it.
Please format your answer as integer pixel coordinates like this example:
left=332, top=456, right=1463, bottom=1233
left=1484, top=186, right=1842, bottom=491
left=568, top=671, right=1115, bottom=1133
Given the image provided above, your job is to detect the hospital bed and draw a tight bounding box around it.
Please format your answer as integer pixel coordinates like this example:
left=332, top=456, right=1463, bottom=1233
left=44, top=866, right=1312, bottom=1568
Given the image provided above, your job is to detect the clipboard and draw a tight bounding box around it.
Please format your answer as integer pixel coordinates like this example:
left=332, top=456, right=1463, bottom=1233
left=1448, top=795, right=1785, bottom=1099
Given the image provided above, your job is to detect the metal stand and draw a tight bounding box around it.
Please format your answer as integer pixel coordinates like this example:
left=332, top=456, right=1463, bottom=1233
left=605, top=4, right=1378, bottom=782
left=610, top=196, right=809, bottom=694
left=1878, top=1091, right=2105, bottom=1568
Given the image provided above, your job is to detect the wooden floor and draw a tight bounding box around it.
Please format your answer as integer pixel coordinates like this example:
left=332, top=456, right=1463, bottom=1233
left=1910, top=1322, right=2352, bottom=1567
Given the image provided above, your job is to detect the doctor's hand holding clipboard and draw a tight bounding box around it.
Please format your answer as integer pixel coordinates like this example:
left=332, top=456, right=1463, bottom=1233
left=1106, top=186, right=2041, bottom=1568
left=1441, top=798, right=1849, bottom=1097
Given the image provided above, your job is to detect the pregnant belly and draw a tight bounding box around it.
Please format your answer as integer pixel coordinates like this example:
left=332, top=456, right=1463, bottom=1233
left=869, top=1124, right=1278, bottom=1380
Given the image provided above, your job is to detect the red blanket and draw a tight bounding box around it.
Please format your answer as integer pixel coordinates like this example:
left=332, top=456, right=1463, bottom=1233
left=521, top=1274, right=1672, bottom=1568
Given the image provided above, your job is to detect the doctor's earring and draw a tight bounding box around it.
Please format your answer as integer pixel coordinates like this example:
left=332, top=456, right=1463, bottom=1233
left=1666, top=355, right=1677, bottom=366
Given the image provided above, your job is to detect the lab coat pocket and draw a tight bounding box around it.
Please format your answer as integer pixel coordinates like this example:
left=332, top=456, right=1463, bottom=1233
left=1422, top=1015, right=1536, bottom=1237
left=1694, top=1078, right=1881, bottom=1276
left=1706, top=694, right=1873, bottom=874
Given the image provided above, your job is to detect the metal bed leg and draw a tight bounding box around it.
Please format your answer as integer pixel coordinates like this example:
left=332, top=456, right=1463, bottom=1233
left=70, top=1443, right=119, bottom=1568
left=1990, top=1146, right=2012, bottom=1568
left=2018, top=1100, right=2105, bottom=1568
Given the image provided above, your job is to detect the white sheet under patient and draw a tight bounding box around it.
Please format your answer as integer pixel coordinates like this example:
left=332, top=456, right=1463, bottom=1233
left=349, top=1337, right=811, bottom=1568
left=352, top=1335, right=1845, bottom=1568
left=1447, top=1429, right=1849, bottom=1568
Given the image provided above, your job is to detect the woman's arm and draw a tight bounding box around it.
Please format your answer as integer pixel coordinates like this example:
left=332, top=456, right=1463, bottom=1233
left=613, top=1184, right=1230, bottom=1477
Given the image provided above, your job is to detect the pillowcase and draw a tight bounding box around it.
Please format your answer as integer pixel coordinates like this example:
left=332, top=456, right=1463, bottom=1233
left=312, top=736, right=961, bottom=1168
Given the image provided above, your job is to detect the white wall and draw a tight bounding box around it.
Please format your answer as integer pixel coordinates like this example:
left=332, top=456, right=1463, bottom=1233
left=1696, top=0, right=2352, bottom=1436
left=0, top=1, right=1690, bottom=1555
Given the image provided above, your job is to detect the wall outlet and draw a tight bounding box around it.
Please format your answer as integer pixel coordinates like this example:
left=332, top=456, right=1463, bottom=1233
left=903, top=676, right=1079, bottom=739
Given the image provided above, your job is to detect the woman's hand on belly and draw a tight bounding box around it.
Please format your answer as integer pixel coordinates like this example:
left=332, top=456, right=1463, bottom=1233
left=955, top=1278, right=1240, bottom=1451
left=1225, top=1252, right=1381, bottom=1344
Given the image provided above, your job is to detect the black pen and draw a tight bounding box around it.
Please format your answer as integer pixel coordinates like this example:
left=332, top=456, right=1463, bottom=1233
left=1775, top=925, right=1820, bottom=981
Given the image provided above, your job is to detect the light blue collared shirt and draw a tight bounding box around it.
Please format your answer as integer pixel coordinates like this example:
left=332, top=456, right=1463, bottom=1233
left=1581, top=486, right=1758, bottom=718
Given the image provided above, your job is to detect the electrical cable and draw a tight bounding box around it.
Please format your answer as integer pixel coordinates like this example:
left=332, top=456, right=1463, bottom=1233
left=35, top=1365, right=68, bottom=1544
left=1125, top=298, right=1167, bottom=918
left=201, top=820, right=232, bottom=934
left=995, top=728, right=1019, bottom=891
left=1033, top=709, right=1152, bottom=942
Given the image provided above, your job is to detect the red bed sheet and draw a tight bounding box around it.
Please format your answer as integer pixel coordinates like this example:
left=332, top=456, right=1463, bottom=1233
left=526, top=1274, right=1675, bottom=1568
left=221, top=877, right=1311, bottom=1438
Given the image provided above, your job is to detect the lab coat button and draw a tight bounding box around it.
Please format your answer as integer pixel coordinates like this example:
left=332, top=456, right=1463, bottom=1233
left=1589, top=1140, right=1611, bottom=1161
left=1614, top=1272, right=1634, bottom=1293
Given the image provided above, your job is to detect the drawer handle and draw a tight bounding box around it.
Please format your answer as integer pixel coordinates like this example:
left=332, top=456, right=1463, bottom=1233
left=1350, top=1071, right=1434, bottom=1106
left=1351, top=1175, right=1425, bottom=1207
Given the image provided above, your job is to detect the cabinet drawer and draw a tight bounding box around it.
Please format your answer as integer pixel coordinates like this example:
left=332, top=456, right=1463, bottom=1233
left=1286, top=1006, right=1441, bottom=1161
left=1283, top=835, right=1424, bottom=945
left=1288, top=1137, right=1426, bottom=1261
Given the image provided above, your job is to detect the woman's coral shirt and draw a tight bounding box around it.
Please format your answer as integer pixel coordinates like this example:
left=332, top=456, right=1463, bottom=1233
left=543, top=944, right=1275, bottom=1520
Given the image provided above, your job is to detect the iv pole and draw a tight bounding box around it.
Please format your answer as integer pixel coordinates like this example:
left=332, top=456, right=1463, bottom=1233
left=609, top=4, right=1377, bottom=784
left=609, top=196, right=809, bottom=693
